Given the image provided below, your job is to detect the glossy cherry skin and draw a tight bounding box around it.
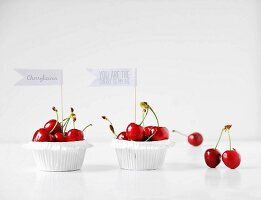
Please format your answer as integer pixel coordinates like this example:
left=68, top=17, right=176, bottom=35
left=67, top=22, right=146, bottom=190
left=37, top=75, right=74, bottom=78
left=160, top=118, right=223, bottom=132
left=65, top=129, right=84, bottom=142
left=204, top=148, right=221, bottom=168
left=32, top=128, right=51, bottom=142
left=144, top=126, right=154, bottom=138
left=126, top=123, right=145, bottom=141
left=54, top=132, right=65, bottom=142
left=116, top=131, right=128, bottom=140
left=222, top=150, right=241, bottom=169
left=49, top=133, right=56, bottom=142
left=44, top=119, right=62, bottom=134
left=188, top=132, right=203, bottom=146
left=149, top=126, right=169, bottom=141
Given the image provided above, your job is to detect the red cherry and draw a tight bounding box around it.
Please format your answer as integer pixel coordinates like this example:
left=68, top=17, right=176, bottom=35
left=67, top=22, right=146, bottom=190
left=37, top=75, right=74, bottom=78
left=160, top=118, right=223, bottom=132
left=116, top=131, right=128, bottom=140
left=54, top=132, right=65, bottom=142
left=144, top=126, right=154, bottom=138
left=188, top=132, right=203, bottom=146
left=126, top=123, right=145, bottom=141
left=222, top=150, right=241, bottom=169
left=204, top=148, right=221, bottom=168
left=32, top=128, right=51, bottom=142
left=65, top=129, right=84, bottom=142
left=149, top=126, right=169, bottom=141
left=49, top=134, right=56, bottom=142
left=44, top=119, right=62, bottom=134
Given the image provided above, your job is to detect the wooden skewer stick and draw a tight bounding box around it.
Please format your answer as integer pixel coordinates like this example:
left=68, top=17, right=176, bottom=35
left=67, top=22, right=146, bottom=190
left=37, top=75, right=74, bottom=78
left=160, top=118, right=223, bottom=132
left=60, top=84, right=64, bottom=123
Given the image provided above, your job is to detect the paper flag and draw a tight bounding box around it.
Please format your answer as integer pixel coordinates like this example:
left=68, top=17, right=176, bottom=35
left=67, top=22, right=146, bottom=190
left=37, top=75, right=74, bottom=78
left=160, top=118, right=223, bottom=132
left=87, top=68, right=137, bottom=87
left=15, top=69, right=63, bottom=86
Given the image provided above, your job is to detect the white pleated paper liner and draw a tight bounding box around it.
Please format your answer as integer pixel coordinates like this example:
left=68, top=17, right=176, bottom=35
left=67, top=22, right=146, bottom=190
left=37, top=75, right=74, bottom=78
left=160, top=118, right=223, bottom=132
left=24, top=141, right=93, bottom=172
left=112, top=139, right=175, bottom=170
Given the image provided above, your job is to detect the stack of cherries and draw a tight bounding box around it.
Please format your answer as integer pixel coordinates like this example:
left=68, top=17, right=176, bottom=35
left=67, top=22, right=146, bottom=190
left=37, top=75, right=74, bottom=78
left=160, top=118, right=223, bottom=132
left=102, top=102, right=169, bottom=141
left=204, top=125, right=241, bottom=169
left=32, top=107, right=92, bottom=142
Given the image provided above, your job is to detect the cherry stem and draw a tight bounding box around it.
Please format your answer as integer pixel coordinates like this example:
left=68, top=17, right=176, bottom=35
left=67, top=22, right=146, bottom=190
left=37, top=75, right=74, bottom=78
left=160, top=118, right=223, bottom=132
left=83, top=124, right=92, bottom=132
left=70, top=108, right=76, bottom=129
left=63, top=115, right=71, bottom=134
left=149, top=106, right=159, bottom=127
left=214, top=128, right=224, bottom=149
left=228, top=131, right=232, bottom=150
left=101, top=116, right=117, bottom=137
left=50, top=107, right=59, bottom=134
left=172, top=130, right=187, bottom=137
left=139, top=109, right=148, bottom=126
left=61, top=117, right=69, bottom=134
left=142, top=111, right=145, bottom=126
left=145, top=129, right=157, bottom=141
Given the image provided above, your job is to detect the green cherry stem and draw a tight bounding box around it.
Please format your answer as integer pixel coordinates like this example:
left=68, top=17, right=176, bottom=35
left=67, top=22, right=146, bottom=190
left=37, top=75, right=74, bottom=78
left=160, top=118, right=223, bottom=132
left=83, top=124, right=92, bottom=132
left=63, top=115, right=71, bottom=134
left=145, top=129, right=157, bottom=141
left=172, top=130, right=187, bottom=137
left=149, top=106, right=160, bottom=127
left=142, top=111, right=145, bottom=126
left=214, top=128, right=224, bottom=149
left=139, top=109, right=149, bottom=126
left=63, top=119, right=69, bottom=133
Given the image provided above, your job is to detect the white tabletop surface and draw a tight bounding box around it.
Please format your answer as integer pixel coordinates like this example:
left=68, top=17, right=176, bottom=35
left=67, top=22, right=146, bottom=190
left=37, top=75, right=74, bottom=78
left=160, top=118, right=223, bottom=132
left=0, top=141, right=260, bottom=200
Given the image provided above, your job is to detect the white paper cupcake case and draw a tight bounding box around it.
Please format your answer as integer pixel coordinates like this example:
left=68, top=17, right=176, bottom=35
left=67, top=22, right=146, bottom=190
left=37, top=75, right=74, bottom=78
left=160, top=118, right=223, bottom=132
left=24, top=141, right=92, bottom=171
left=112, top=139, right=175, bottom=170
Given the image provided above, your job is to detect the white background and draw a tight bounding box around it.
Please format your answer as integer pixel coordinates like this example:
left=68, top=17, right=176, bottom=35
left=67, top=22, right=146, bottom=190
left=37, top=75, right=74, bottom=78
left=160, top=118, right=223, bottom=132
left=0, top=0, right=260, bottom=143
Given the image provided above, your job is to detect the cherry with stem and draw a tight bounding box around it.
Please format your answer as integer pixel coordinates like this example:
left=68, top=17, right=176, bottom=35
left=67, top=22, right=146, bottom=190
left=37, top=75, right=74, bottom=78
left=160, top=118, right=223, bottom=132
left=221, top=125, right=241, bottom=169
left=49, top=106, right=59, bottom=133
left=139, top=102, right=168, bottom=142
left=172, top=129, right=203, bottom=146
left=43, top=106, right=63, bottom=135
left=140, top=102, right=158, bottom=142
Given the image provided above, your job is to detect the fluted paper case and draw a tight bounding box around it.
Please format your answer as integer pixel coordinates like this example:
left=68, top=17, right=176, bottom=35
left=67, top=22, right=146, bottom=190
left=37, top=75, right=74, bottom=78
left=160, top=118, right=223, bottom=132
left=112, top=139, right=174, bottom=170
left=24, top=141, right=92, bottom=171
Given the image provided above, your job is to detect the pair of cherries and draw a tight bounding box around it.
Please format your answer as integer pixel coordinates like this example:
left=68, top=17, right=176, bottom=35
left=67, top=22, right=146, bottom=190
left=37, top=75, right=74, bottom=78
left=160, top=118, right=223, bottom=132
left=32, top=107, right=91, bottom=142
left=103, top=102, right=170, bottom=141
left=204, top=125, right=241, bottom=169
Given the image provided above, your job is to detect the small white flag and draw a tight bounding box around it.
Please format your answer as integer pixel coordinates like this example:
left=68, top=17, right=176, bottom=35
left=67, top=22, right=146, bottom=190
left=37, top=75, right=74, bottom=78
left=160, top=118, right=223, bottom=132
left=15, top=69, right=63, bottom=86
left=87, top=68, right=137, bottom=87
